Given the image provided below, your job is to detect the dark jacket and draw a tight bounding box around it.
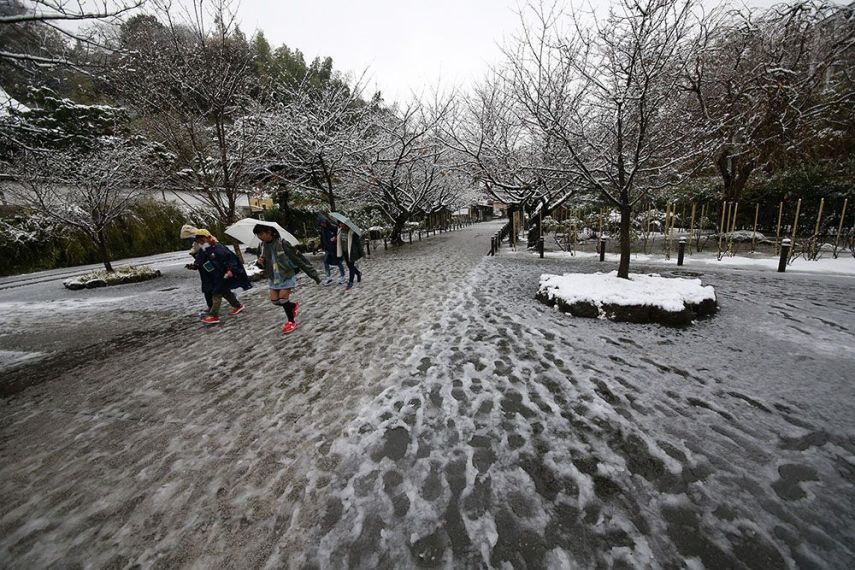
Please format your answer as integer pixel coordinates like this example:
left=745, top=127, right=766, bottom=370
left=259, top=238, right=322, bottom=284
left=340, top=230, right=364, bottom=263
left=193, top=242, right=252, bottom=294
left=319, top=224, right=339, bottom=257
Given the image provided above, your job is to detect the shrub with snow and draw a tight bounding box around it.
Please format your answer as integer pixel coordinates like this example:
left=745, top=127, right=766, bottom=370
left=536, top=271, right=718, bottom=326
left=64, top=265, right=161, bottom=290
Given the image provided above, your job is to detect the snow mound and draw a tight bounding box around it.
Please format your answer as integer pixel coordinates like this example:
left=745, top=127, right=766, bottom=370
left=63, top=265, right=161, bottom=289
left=537, top=271, right=717, bottom=325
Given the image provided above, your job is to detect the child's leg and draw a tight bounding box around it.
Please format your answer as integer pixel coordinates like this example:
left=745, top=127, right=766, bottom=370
left=323, top=257, right=332, bottom=279
left=210, top=294, right=223, bottom=316
left=347, top=259, right=360, bottom=284
left=271, top=288, right=295, bottom=322
left=223, top=290, right=240, bottom=308
left=204, top=291, right=213, bottom=309
left=336, top=259, right=346, bottom=278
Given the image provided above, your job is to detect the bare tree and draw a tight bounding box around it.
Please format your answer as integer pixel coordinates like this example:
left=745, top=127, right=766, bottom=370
left=259, top=76, right=377, bottom=211
left=444, top=72, right=578, bottom=244
left=0, top=0, right=146, bottom=66
left=504, top=0, right=710, bottom=278
left=686, top=0, right=855, bottom=201
left=108, top=0, right=264, bottom=231
left=352, top=98, right=464, bottom=244
left=6, top=138, right=156, bottom=271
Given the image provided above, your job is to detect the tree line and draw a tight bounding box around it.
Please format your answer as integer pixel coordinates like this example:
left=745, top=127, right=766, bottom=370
left=1, top=0, right=852, bottom=277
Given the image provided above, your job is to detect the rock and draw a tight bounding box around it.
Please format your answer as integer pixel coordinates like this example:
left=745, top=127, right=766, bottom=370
left=85, top=279, right=107, bottom=289
left=64, top=281, right=85, bottom=290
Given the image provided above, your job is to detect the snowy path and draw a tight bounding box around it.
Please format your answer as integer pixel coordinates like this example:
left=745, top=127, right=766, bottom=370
left=1, top=224, right=854, bottom=568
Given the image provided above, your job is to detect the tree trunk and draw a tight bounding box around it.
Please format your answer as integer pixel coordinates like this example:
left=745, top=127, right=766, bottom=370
left=526, top=199, right=549, bottom=247
left=96, top=228, right=114, bottom=272
left=717, top=151, right=755, bottom=202
left=617, top=202, right=631, bottom=279
left=390, top=215, right=407, bottom=245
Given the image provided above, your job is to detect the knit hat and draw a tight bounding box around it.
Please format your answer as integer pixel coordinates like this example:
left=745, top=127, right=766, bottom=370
left=179, top=224, right=199, bottom=239
left=194, top=228, right=214, bottom=238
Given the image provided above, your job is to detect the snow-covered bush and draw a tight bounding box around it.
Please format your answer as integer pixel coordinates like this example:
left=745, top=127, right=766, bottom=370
left=64, top=265, right=161, bottom=290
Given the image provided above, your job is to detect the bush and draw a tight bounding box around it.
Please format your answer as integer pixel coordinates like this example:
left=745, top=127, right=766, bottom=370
left=1, top=199, right=191, bottom=276
left=63, top=265, right=161, bottom=289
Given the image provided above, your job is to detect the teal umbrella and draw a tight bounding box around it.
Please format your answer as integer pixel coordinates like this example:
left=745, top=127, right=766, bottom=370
left=329, top=211, right=363, bottom=236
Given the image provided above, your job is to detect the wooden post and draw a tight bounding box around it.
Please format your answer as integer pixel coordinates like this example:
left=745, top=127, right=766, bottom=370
left=835, top=198, right=848, bottom=251
left=688, top=203, right=697, bottom=255
left=664, top=203, right=672, bottom=259
left=728, top=202, right=739, bottom=254
left=812, top=197, right=825, bottom=259
left=790, top=198, right=802, bottom=244
left=751, top=203, right=760, bottom=252
left=718, top=201, right=728, bottom=253
left=814, top=198, right=825, bottom=237
left=775, top=202, right=784, bottom=255
left=697, top=203, right=706, bottom=252
left=789, top=199, right=802, bottom=260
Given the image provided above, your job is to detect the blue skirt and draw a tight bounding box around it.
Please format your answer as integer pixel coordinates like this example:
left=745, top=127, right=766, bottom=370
left=269, top=274, right=297, bottom=290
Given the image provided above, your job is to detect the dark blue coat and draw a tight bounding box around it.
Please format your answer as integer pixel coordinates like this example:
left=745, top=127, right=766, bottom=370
left=193, top=242, right=252, bottom=294
left=319, top=224, right=338, bottom=255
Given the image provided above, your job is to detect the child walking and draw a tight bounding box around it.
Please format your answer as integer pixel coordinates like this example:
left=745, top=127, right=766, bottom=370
left=317, top=214, right=347, bottom=285
left=253, top=224, right=321, bottom=334
left=337, top=221, right=364, bottom=291
left=191, top=229, right=252, bottom=325
left=180, top=224, right=213, bottom=316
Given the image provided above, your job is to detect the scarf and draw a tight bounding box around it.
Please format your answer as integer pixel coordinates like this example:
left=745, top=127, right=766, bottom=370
left=336, top=227, right=352, bottom=259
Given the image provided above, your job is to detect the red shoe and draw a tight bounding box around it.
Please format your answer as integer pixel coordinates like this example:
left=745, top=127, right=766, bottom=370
left=282, top=321, right=297, bottom=334
left=201, top=315, right=221, bottom=325
left=228, top=304, right=245, bottom=315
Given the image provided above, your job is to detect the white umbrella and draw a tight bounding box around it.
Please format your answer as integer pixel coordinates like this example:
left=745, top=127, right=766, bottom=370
left=225, top=218, right=299, bottom=247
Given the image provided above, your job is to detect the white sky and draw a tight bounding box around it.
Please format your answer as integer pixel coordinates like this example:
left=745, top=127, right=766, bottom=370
left=232, top=0, right=524, bottom=104
left=231, top=0, right=779, bottom=105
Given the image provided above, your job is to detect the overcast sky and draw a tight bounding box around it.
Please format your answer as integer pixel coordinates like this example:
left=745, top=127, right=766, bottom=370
left=229, top=0, right=782, bottom=104
left=230, top=0, right=524, bottom=104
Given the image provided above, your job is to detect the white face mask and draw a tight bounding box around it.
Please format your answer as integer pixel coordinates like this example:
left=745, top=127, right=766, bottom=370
left=200, top=242, right=210, bottom=250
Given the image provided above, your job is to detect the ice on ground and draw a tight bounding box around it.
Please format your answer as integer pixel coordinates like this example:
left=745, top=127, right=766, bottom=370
left=0, top=350, right=45, bottom=370
left=538, top=271, right=716, bottom=312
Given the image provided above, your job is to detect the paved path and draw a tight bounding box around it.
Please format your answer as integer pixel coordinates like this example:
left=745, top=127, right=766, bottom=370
left=0, top=223, right=493, bottom=568
left=1, top=222, right=854, bottom=568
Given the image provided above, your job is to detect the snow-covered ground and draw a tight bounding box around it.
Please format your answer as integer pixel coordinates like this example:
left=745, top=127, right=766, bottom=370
left=1, top=222, right=854, bottom=568
left=538, top=271, right=716, bottom=313
left=546, top=249, right=855, bottom=276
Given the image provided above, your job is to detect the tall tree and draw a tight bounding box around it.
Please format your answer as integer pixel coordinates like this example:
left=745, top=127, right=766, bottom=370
left=352, top=98, right=463, bottom=244
left=504, top=0, right=710, bottom=278
left=109, top=0, right=265, bottom=230
left=260, top=76, right=375, bottom=211
left=686, top=0, right=855, bottom=201
left=6, top=137, right=161, bottom=271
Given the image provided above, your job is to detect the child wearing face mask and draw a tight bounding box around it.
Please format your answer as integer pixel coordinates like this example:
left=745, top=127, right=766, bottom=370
left=190, top=229, right=252, bottom=325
